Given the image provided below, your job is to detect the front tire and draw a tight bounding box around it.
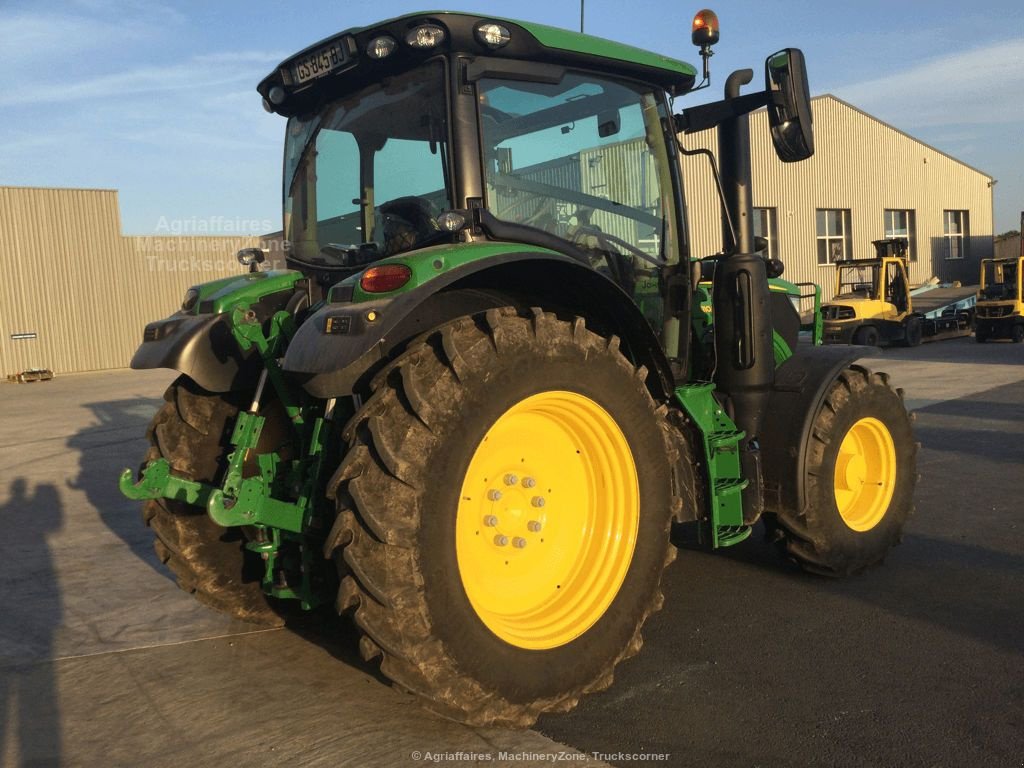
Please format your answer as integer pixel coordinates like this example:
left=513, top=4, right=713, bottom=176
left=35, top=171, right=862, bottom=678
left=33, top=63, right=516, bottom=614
left=852, top=326, right=880, bottom=347
left=141, top=377, right=286, bottom=625
left=768, top=365, right=917, bottom=576
left=325, top=308, right=692, bottom=726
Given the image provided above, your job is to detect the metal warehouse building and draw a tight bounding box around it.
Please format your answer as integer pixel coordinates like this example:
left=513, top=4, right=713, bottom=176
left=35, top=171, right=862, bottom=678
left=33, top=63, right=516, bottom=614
left=682, top=94, right=994, bottom=287
left=0, top=94, right=994, bottom=377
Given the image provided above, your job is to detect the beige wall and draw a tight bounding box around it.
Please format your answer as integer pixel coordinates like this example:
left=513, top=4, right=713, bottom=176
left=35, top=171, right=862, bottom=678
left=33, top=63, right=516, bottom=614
left=994, top=234, right=1021, bottom=261
left=0, top=186, right=260, bottom=377
left=680, top=95, right=994, bottom=289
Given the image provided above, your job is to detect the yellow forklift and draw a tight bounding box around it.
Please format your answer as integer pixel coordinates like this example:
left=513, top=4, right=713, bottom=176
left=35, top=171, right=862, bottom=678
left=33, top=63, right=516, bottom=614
left=821, top=238, right=922, bottom=347
left=976, top=247, right=1024, bottom=343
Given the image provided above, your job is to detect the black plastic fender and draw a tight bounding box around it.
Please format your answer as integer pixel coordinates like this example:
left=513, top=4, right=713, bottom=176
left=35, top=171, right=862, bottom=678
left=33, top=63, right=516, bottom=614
left=759, top=345, right=864, bottom=517
left=283, top=252, right=678, bottom=401
left=130, top=313, right=258, bottom=392
left=131, top=286, right=306, bottom=392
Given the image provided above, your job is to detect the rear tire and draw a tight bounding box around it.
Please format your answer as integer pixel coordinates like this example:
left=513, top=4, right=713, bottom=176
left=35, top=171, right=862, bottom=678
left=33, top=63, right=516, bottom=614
left=1012, top=325, right=1024, bottom=343
left=325, top=308, right=693, bottom=726
left=141, top=377, right=287, bottom=626
left=975, top=327, right=988, bottom=343
left=768, top=365, right=917, bottom=576
left=852, top=326, right=879, bottom=347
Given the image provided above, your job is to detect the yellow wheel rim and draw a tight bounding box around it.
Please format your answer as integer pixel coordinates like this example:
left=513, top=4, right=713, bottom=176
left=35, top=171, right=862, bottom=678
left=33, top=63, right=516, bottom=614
left=833, top=417, right=897, bottom=532
left=455, top=391, right=639, bottom=650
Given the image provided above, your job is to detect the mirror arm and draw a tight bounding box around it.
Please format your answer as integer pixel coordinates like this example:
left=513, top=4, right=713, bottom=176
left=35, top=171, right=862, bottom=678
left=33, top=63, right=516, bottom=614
left=674, top=90, right=770, bottom=134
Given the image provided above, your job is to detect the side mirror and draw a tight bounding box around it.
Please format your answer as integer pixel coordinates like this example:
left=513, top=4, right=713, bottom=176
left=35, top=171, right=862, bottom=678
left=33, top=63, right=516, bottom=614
left=765, top=48, right=813, bottom=163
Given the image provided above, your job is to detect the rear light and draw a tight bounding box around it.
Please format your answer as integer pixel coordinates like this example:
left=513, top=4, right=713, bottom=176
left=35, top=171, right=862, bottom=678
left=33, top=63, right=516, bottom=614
left=360, top=264, right=412, bottom=293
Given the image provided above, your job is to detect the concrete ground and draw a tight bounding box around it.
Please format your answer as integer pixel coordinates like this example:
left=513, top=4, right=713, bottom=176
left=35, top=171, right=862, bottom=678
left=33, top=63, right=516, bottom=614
left=0, top=336, right=1021, bottom=767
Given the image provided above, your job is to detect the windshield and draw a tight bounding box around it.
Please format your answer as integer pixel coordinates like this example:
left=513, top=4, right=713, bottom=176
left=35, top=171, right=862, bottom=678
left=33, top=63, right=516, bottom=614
left=981, top=260, right=1019, bottom=299
left=836, top=264, right=878, bottom=299
left=283, top=62, right=451, bottom=265
left=478, top=72, right=681, bottom=311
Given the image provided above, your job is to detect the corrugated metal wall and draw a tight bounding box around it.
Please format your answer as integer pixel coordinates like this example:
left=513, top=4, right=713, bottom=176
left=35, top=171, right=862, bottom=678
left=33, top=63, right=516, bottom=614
left=680, top=94, right=994, bottom=288
left=994, top=234, right=1021, bottom=261
left=0, top=187, right=260, bottom=376
left=0, top=96, right=995, bottom=375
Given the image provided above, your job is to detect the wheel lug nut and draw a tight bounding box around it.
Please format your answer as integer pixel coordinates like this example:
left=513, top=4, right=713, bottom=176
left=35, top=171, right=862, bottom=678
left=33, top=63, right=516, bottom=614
left=494, top=535, right=509, bottom=547
left=527, top=520, right=542, bottom=532
left=483, top=515, right=499, bottom=527
left=522, top=477, right=536, bottom=488
left=531, top=496, right=546, bottom=508
left=503, top=473, right=518, bottom=486
left=487, top=489, right=503, bottom=501
left=512, top=537, right=527, bottom=549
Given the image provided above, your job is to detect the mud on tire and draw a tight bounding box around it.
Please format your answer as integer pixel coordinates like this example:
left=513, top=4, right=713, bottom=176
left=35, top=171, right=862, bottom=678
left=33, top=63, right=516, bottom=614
left=324, top=307, right=695, bottom=726
left=142, top=377, right=286, bottom=626
left=767, top=365, right=917, bottom=576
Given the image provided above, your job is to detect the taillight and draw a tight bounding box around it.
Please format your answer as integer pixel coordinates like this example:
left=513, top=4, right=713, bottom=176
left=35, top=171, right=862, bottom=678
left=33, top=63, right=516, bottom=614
left=360, top=264, right=412, bottom=293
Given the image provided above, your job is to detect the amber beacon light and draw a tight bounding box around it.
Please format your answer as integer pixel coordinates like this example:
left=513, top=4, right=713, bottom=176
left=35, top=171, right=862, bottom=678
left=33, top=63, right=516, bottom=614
left=691, top=9, right=720, bottom=46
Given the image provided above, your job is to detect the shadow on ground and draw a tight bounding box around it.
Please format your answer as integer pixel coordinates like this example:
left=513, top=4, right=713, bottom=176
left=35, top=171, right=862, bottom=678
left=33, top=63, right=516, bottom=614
left=0, top=479, right=64, bottom=766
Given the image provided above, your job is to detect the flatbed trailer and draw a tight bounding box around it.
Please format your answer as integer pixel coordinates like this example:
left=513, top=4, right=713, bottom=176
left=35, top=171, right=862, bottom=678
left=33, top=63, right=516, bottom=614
left=910, top=284, right=978, bottom=342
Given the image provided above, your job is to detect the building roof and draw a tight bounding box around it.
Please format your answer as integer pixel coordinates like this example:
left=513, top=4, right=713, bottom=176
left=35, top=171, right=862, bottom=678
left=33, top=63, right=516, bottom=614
left=813, top=94, right=993, bottom=180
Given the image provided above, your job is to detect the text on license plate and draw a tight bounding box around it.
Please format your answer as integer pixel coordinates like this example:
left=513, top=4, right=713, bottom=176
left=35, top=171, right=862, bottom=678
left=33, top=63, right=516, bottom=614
left=293, top=44, right=346, bottom=84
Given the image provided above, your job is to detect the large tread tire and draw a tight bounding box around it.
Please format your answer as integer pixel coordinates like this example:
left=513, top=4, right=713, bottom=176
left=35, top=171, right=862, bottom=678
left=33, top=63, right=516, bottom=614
left=325, top=307, right=694, bottom=727
left=769, top=365, right=917, bottom=577
left=142, top=377, right=286, bottom=626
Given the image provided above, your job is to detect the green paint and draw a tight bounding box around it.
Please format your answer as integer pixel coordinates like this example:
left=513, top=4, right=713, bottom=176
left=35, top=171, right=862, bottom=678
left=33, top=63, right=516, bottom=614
left=119, top=460, right=212, bottom=507
left=339, top=241, right=564, bottom=303
left=185, top=270, right=303, bottom=315
left=673, top=383, right=750, bottom=548
left=515, top=19, right=697, bottom=80
left=120, top=278, right=337, bottom=609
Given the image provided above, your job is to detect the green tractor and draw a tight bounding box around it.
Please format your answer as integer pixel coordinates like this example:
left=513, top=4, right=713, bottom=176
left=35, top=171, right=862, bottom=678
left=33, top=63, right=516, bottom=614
left=120, top=10, right=916, bottom=726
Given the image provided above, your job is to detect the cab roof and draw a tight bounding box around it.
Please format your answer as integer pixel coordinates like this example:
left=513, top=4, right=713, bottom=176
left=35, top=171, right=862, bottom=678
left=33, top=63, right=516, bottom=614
left=259, top=11, right=698, bottom=116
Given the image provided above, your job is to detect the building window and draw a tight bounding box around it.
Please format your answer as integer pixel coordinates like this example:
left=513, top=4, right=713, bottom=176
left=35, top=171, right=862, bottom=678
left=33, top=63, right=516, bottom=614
left=816, top=209, right=852, bottom=265
left=753, top=207, right=778, bottom=260
left=943, top=210, right=969, bottom=259
left=884, top=209, right=916, bottom=261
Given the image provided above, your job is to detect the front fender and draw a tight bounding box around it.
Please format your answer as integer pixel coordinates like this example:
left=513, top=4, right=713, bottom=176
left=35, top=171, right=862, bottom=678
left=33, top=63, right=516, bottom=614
left=131, top=270, right=306, bottom=392
left=131, top=313, right=257, bottom=392
left=759, top=345, right=864, bottom=517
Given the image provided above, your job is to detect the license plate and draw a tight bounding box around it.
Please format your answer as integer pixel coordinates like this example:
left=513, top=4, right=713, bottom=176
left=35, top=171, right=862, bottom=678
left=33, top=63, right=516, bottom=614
left=292, top=43, right=346, bottom=84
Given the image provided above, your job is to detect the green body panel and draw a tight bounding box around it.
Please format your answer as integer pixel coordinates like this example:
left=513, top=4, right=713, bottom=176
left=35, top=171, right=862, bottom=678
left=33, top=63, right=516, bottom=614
left=673, top=383, right=751, bottom=548
left=190, top=270, right=303, bottom=315
left=333, top=241, right=565, bottom=303
left=516, top=19, right=697, bottom=79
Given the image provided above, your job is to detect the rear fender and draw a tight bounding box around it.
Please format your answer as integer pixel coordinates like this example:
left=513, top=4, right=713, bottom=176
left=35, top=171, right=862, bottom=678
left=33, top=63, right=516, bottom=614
left=283, top=252, right=677, bottom=401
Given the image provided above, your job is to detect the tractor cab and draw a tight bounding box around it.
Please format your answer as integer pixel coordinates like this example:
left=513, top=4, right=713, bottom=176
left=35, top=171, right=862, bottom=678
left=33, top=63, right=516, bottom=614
left=261, top=13, right=694, bottom=349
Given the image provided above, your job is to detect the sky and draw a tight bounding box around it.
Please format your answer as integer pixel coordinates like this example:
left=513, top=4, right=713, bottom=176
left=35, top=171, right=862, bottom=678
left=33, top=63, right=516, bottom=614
left=1, top=0, right=1022, bottom=235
